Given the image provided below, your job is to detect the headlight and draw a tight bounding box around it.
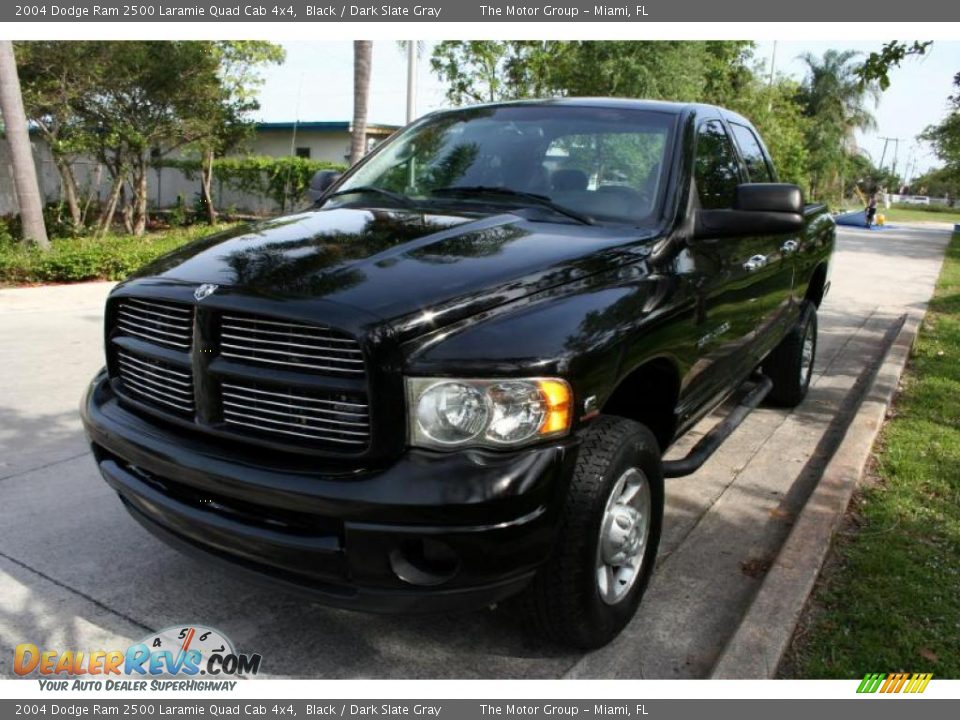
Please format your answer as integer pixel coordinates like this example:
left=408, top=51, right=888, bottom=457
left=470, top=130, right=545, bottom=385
left=407, top=377, right=572, bottom=450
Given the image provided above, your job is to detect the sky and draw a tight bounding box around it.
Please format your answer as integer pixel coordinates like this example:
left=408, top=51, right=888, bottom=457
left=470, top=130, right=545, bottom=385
left=254, top=40, right=959, bottom=180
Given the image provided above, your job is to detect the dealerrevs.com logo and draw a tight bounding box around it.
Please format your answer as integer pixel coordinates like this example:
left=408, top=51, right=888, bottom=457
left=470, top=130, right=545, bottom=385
left=14, top=625, right=262, bottom=691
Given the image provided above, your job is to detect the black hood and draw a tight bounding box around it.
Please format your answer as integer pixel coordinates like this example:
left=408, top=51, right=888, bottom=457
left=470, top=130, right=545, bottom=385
left=134, top=207, right=659, bottom=330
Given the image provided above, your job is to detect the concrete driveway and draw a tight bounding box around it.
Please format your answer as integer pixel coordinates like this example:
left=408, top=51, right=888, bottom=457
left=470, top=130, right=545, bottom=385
left=0, top=224, right=951, bottom=679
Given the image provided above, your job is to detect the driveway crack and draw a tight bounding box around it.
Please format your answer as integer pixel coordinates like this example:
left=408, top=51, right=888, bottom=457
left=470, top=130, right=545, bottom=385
left=0, top=549, right=153, bottom=634
left=0, top=452, right=89, bottom=484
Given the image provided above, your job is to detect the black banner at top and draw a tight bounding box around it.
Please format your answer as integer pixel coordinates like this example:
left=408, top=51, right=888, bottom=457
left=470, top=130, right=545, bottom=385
left=6, top=0, right=960, bottom=22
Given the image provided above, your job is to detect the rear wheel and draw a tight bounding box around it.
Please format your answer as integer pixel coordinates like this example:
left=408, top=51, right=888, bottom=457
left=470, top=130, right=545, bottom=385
left=763, top=302, right=817, bottom=407
left=521, top=416, right=663, bottom=649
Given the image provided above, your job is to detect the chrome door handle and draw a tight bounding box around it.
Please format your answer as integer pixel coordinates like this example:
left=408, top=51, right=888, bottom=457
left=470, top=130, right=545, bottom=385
left=781, top=240, right=800, bottom=254
left=743, top=255, right=768, bottom=271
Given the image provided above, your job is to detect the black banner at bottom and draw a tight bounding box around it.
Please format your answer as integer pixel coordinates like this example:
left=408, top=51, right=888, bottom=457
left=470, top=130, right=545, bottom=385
left=1, top=699, right=956, bottom=720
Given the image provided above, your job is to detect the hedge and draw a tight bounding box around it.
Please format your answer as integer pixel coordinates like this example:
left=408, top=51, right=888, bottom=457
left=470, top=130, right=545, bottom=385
left=0, top=224, right=240, bottom=284
left=161, top=155, right=347, bottom=210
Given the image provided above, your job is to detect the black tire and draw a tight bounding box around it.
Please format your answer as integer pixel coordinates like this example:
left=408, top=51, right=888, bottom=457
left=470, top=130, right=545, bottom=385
left=763, top=301, right=818, bottom=408
left=521, top=416, right=664, bottom=649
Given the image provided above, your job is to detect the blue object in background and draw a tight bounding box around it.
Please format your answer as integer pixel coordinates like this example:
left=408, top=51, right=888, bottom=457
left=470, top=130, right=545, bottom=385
left=835, top=210, right=893, bottom=230
left=835, top=210, right=868, bottom=227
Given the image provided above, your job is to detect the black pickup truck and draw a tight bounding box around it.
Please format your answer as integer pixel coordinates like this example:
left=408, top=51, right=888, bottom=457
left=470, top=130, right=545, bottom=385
left=81, top=99, right=834, bottom=648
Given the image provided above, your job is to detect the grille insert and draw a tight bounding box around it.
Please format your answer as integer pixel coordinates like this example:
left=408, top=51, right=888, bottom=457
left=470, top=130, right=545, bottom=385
left=116, top=350, right=195, bottom=415
left=108, top=298, right=371, bottom=454
left=221, top=381, right=369, bottom=448
left=220, top=314, right=364, bottom=375
left=116, top=298, right=193, bottom=350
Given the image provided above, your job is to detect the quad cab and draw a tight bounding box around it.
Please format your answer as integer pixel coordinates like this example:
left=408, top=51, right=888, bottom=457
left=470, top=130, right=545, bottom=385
left=82, top=99, right=834, bottom=648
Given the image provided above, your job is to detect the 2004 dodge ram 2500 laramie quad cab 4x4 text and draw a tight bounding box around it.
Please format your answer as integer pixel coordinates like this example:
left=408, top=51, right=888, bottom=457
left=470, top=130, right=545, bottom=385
left=81, top=99, right=835, bottom=648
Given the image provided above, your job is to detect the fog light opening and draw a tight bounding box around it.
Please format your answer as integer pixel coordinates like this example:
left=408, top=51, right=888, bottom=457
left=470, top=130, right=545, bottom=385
left=389, top=538, right=460, bottom=587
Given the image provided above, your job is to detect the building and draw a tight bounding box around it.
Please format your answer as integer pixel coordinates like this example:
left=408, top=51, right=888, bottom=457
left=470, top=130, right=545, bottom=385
left=252, top=121, right=397, bottom=162
left=0, top=120, right=400, bottom=216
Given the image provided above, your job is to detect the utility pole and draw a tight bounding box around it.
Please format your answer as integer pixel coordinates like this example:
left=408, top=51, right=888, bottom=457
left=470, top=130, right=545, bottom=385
left=903, top=144, right=917, bottom=188
left=766, top=41, right=777, bottom=112
left=405, top=41, right=418, bottom=124
left=767, top=41, right=778, bottom=88
left=0, top=40, right=48, bottom=248
left=878, top=137, right=892, bottom=172
left=878, top=136, right=902, bottom=175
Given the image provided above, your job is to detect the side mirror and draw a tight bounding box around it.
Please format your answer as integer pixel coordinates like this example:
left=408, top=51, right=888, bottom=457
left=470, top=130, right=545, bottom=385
left=694, top=183, right=804, bottom=239
left=735, top=183, right=804, bottom=214
left=308, top=170, right=342, bottom=201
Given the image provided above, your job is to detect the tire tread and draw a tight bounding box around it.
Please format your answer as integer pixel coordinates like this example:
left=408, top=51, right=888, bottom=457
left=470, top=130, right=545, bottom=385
left=521, top=416, right=662, bottom=648
left=764, top=302, right=817, bottom=408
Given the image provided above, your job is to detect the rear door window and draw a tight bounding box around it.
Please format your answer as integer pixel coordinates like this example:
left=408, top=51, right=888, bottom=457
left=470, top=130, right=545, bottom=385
left=729, top=122, right=774, bottom=183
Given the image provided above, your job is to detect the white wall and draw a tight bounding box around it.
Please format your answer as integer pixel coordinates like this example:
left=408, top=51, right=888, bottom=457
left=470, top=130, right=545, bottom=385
left=1, top=139, right=64, bottom=216
left=0, top=128, right=368, bottom=217
left=253, top=129, right=352, bottom=164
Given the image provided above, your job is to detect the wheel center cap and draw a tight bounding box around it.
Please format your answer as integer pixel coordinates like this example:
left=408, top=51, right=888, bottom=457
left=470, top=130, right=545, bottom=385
left=603, top=505, right=642, bottom=565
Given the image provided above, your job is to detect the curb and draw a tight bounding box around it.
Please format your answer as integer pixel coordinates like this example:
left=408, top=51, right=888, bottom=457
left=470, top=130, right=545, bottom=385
left=710, top=312, right=918, bottom=679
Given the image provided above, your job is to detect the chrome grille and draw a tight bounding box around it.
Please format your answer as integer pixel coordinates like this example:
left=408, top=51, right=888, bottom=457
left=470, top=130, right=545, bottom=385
left=116, top=298, right=193, bottom=350
left=221, top=380, right=369, bottom=448
left=220, top=314, right=364, bottom=375
left=116, top=350, right=195, bottom=416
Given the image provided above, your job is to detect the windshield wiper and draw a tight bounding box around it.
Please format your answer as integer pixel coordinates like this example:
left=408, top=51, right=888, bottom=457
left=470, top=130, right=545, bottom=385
left=322, top=185, right=416, bottom=209
left=430, top=186, right=595, bottom=225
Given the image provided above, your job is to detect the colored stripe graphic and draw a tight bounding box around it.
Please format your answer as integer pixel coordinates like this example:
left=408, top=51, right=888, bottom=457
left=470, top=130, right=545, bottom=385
left=857, top=673, right=886, bottom=693
left=857, top=672, right=933, bottom=694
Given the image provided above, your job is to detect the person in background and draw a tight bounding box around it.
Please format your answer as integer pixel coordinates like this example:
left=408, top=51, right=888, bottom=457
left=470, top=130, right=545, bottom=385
left=866, top=192, right=878, bottom=229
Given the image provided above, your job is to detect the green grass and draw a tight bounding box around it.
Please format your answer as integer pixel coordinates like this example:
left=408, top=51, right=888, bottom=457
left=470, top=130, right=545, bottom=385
left=883, top=205, right=960, bottom=224
left=788, top=233, right=960, bottom=678
left=0, top=223, right=239, bottom=285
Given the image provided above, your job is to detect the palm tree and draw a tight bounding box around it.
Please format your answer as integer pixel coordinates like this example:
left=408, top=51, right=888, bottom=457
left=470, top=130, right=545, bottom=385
left=799, top=49, right=879, bottom=147
left=0, top=41, right=48, bottom=248
left=349, top=41, right=373, bottom=166
left=798, top=49, right=880, bottom=200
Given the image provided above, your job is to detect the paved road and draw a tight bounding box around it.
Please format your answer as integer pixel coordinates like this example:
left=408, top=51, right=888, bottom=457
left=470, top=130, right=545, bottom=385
left=0, top=224, right=951, bottom=679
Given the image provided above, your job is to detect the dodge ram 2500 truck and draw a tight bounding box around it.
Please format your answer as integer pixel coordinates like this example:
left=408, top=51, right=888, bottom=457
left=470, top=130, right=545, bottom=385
left=81, top=99, right=835, bottom=648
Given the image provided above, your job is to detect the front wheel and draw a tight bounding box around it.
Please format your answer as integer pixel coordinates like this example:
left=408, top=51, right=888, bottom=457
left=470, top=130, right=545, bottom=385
left=521, top=416, right=664, bottom=649
left=763, top=302, right=818, bottom=407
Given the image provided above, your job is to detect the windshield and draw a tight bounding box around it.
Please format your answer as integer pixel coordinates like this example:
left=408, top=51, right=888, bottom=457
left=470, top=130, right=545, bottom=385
left=327, top=104, right=677, bottom=225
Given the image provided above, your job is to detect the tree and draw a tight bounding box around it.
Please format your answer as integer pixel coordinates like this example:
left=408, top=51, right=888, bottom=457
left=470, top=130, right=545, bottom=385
left=350, top=41, right=373, bottom=166
left=842, top=149, right=899, bottom=196
left=15, top=41, right=287, bottom=237
left=920, top=72, right=960, bottom=187
left=797, top=50, right=880, bottom=200
left=187, top=41, right=285, bottom=224
left=725, top=76, right=811, bottom=191
left=909, top=166, right=960, bottom=200
left=68, top=42, right=229, bottom=236
left=14, top=41, right=105, bottom=232
left=429, top=41, right=756, bottom=107
left=856, top=41, right=932, bottom=90
left=15, top=41, right=284, bottom=234
left=0, top=40, right=48, bottom=248
left=430, top=41, right=516, bottom=105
